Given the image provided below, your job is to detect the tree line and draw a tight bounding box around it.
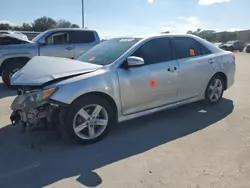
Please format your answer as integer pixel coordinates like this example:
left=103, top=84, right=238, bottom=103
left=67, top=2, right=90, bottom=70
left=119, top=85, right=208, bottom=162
left=163, top=29, right=250, bottom=43
left=0, top=16, right=80, bottom=32
left=187, top=29, right=239, bottom=43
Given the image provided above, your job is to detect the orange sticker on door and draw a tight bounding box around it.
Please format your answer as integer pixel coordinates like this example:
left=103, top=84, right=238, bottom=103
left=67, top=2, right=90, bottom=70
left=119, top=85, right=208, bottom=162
left=149, top=79, right=156, bottom=87
left=88, top=56, right=96, bottom=62
left=190, top=49, right=195, bottom=56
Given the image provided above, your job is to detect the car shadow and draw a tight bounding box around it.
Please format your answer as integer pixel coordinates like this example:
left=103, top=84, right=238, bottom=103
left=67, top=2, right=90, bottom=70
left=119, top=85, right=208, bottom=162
left=0, top=98, right=234, bottom=188
left=0, top=83, right=16, bottom=99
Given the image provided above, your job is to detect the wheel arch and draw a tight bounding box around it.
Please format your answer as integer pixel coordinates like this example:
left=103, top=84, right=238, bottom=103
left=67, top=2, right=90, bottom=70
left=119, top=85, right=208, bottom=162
left=70, top=91, right=118, bottom=122
left=213, top=72, right=228, bottom=90
left=0, top=56, right=30, bottom=74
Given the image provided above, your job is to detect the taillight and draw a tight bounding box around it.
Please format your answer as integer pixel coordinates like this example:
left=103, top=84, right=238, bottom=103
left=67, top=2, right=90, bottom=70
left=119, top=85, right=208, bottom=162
left=232, top=54, right=235, bottom=60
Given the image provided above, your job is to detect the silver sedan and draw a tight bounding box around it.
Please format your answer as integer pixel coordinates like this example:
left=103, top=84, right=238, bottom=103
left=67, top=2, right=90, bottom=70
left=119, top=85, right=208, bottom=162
left=10, top=34, right=236, bottom=144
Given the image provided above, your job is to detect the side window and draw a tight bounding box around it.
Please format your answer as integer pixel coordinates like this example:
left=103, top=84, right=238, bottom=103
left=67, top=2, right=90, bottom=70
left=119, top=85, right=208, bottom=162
left=46, top=32, right=69, bottom=45
left=173, top=37, right=202, bottom=59
left=200, top=44, right=211, bottom=55
left=70, top=31, right=95, bottom=43
left=132, top=38, right=173, bottom=65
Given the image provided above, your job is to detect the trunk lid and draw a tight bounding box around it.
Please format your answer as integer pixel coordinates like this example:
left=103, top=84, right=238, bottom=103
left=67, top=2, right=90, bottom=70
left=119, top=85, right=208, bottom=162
left=11, top=56, right=102, bottom=86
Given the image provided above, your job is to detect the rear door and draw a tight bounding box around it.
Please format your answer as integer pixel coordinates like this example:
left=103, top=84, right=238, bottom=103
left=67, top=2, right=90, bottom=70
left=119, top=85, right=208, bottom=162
left=69, top=30, right=98, bottom=58
left=173, top=37, right=216, bottom=101
left=39, top=31, right=75, bottom=59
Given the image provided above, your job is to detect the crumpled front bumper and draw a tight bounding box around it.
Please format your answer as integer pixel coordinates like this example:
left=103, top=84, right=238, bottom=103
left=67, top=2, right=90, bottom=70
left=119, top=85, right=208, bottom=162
left=10, top=96, right=68, bottom=132
left=10, top=110, right=22, bottom=125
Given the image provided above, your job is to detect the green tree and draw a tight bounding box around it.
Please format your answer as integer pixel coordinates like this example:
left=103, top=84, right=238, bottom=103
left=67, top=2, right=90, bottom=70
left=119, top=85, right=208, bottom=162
left=0, top=23, right=12, bottom=30
left=70, top=24, right=80, bottom=28
left=0, top=17, right=80, bottom=32
left=20, top=23, right=33, bottom=31
left=186, top=29, right=217, bottom=42
left=56, top=19, right=72, bottom=28
left=32, top=16, right=57, bottom=31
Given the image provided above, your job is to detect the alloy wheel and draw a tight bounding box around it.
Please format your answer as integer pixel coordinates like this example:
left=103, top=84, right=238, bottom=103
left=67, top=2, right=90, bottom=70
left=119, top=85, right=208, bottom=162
left=73, top=104, right=108, bottom=140
left=208, top=78, right=223, bottom=102
left=9, top=68, right=20, bottom=79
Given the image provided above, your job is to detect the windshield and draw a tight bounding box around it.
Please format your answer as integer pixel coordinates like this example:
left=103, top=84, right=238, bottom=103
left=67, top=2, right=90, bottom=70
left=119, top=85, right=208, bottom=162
left=32, top=31, right=48, bottom=43
left=77, top=38, right=142, bottom=65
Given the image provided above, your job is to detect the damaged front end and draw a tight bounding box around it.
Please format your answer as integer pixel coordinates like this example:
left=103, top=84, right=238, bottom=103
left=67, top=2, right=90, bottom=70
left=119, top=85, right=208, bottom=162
left=9, top=56, right=103, bottom=133
left=10, top=87, right=67, bottom=132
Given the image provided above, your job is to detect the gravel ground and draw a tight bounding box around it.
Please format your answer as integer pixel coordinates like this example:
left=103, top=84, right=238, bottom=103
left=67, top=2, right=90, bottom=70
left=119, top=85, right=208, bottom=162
left=0, top=53, right=250, bottom=188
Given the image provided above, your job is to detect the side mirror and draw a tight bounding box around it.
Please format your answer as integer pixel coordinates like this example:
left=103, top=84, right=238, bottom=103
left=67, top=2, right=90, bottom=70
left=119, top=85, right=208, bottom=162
left=38, top=38, right=46, bottom=45
left=126, top=56, right=144, bottom=67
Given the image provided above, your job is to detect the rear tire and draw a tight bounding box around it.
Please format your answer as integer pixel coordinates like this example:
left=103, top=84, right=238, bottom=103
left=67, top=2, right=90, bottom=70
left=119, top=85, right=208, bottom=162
left=204, top=75, right=225, bottom=105
left=64, top=95, right=115, bottom=144
left=1, top=61, right=26, bottom=89
left=229, top=47, right=234, bottom=52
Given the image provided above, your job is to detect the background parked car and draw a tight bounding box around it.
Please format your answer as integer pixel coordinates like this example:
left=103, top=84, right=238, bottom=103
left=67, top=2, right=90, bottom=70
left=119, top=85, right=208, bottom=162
left=213, top=42, right=222, bottom=48
left=0, top=28, right=100, bottom=88
left=0, top=34, right=31, bottom=45
left=245, top=44, right=250, bottom=53
left=0, top=30, right=29, bottom=41
left=219, top=40, right=245, bottom=52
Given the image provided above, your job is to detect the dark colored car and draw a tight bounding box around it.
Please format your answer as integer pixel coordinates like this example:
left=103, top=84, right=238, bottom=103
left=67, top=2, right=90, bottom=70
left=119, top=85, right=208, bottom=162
left=245, top=44, right=250, bottom=53
left=219, top=40, right=245, bottom=52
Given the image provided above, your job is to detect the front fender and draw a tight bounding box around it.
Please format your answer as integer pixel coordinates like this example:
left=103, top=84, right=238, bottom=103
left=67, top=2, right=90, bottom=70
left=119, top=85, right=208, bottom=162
left=49, top=70, right=121, bottom=108
left=0, top=54, right=37, bottom=69
left=0, top=43, right=39, bottom=67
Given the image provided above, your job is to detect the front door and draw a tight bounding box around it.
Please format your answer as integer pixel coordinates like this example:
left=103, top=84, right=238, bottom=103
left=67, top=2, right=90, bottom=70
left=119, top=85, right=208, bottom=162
left=39, top=31, right=75, bottom=59
left=117, top=37, right=178, bottom=115
left=173, top=37, right=216, bottom=101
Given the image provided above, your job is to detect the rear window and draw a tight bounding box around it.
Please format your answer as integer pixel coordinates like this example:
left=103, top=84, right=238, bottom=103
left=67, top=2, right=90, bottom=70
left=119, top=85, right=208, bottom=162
left=173, top=37, right=202, bottom=59
left=70, top=31, right=96, bottom=43
left=173, top=37, right=211, bottom=59
left=200, top=44, right=211, bottom=55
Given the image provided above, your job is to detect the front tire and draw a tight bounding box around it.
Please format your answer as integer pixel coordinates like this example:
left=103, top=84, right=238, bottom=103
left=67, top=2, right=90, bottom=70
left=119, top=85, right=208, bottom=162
left=204, top=75, right=225, bottom=105
left=1, top=62, right=25, bottom=89
left=64, top=95, right=115, bottom=144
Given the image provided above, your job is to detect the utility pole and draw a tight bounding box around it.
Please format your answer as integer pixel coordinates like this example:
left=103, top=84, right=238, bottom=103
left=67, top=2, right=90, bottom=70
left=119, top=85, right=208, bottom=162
left=81, top=0, right=84, bottom=28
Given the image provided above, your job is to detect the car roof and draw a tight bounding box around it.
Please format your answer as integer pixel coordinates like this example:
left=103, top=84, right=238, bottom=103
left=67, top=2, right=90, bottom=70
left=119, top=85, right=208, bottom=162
left=47, top=28, right=97, bottom=32
left=121, top=33, right=200, bottom=38
left=112, top=33, right=222, bottom=53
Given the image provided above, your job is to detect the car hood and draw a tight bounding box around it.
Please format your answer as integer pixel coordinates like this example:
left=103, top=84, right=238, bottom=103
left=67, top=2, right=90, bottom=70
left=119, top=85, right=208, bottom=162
left=11, top=56, right=103, bottom=86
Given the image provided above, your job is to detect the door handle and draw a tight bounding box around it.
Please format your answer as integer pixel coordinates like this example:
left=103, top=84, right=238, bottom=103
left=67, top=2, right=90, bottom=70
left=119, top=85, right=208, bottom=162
left=208, top=59, right=215, bottom=64
left=65, top=47, right=74, bottom=50
left=167, top=67, right=177, bottom=72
